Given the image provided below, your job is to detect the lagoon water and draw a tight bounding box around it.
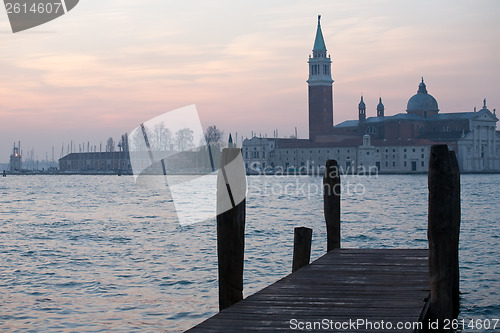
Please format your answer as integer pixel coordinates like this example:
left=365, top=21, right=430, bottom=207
left=0, top=174, right=499, bottom=332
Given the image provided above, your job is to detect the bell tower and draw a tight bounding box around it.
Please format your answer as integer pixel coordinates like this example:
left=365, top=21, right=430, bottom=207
left=308, top=15, right=334, bottom=141
left=358, top=96, right=366, bottom=122
left=377, top=97, right=385, bottom=117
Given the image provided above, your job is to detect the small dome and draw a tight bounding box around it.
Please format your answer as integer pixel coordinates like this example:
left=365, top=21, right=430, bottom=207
left=406, top=78, right=439, bottom=115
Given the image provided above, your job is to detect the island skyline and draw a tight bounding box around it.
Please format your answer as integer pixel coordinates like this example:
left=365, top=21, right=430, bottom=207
left=1, top=0, right=499, bottom=162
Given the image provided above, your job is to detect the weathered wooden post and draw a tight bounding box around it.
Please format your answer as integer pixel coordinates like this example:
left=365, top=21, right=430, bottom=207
left=428, top=145, right=461, bottom=329
left=449, top=150, right=461, bottom=319
left=292, top=227, right=312, bottom=272
left=217, top=148, right=246, bottom=311
left=323, top=159, right=341, bottom=251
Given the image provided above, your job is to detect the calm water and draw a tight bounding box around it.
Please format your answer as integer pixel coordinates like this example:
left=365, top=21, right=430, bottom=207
left=0, top=174, right=498, bottom=332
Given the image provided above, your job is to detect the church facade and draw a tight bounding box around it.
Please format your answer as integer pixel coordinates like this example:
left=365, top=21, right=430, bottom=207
left=243, top=16, right=500, bottom=173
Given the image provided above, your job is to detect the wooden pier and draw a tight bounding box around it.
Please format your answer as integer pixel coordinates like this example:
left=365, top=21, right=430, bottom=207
left=187, top=145, right=460, bottom=332
left=187, top=248, right=429, bottom=332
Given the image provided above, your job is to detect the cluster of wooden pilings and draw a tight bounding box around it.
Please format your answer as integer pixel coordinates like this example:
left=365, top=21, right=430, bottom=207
left=216, top=144, right=460, bottom=331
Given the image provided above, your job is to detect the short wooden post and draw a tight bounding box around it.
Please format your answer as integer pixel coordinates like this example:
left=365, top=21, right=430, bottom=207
left=217, top=148, right=246, bottom=311
left=2, top=170, right=6, bottom=177
left=323, top=160, right=341, bottom=251
left=292, top=227, right=312, bottom=272
left=428, top=145, right=461, bottom=329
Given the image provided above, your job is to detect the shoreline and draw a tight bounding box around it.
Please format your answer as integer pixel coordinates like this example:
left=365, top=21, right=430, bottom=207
left=3, top=170, right=500, bottom=176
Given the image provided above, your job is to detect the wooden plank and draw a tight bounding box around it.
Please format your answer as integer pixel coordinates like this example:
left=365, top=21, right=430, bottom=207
left=187, top=249, right=429, bottom=333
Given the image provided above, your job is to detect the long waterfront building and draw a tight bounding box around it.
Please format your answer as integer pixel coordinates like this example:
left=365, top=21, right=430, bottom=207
left=58, top=144, right=222, bottom=174
left=59, top=152, right=132, bottom=173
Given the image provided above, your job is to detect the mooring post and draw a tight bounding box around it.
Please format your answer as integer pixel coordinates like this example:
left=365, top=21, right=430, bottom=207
left=292, top=227, right=313, bottom=272
left=323, top=159, right=341, bottom=251
left=217, top=148, right=246, bottom=311
left=449, top=150, right=461, bottom=319
left=428, top=145, right=461, bottom=329
left=2, top=170, right=6, bottom=177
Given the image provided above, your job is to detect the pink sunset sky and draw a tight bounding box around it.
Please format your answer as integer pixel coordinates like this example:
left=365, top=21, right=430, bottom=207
left=0, top=0, right=499, bottom=162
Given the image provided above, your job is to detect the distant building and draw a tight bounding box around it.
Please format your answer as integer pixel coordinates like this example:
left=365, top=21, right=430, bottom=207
left=59, top=152, right=132, bottom=173
left=128, top=145, right=221, bottom=175
left=242, top=15, right=500, bottom=173
left=9, top=142, right=22, bottom=172
left=243, top=136, right=434, bottom=174
left=58, top=144, right=222, bottom=174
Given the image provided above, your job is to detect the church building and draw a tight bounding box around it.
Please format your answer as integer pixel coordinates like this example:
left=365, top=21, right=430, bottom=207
left=242, top=16, right=500, bottom=173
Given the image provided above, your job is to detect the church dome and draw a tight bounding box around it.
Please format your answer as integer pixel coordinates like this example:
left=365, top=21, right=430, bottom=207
left=406, top=78, right=439, bottom=117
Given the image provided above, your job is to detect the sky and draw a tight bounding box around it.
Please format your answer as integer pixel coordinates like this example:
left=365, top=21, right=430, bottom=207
left=1, top=0, right=499, bottom=163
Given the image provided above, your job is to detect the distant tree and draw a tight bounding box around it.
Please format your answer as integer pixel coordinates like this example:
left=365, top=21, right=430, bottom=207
left=204, top=125, right=224, bottom=144
left=152, top=123, right=172, bottom=150
left=122, top=133, right=128, bottom=151
left=128, top=127, right=145, bottom=151
left=106, top=137, right=115, bottom=152
left=175, top=128, right=194, bottom=151
left=118, top=133, right=129, bottom=152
